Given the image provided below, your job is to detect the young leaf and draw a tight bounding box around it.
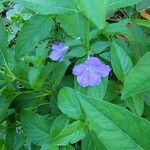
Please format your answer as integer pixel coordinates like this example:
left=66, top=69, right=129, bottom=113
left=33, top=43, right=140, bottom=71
left=15, top=15, right=53, bottom=57
left=90, top=41, right=109, bottom=55
left=78, top=0, right=107, bottom=29
left=122, top=51, right=150, bottom=99
left=67, top=46, right=86, bottom=58
left=111, top=40, right=133, bottom=82
left=58, top=87, right=150, bottom=149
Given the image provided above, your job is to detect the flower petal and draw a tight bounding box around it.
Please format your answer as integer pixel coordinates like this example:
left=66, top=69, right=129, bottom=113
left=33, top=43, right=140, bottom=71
left=49, top=50, right=64, bottom=61
left=72, top=64, right=86, bottom=76
left=85, top=57, right=102, bottom=66
left=97, top=64, right=111, bottom=77
left=77, top=70, right=101, bottom=87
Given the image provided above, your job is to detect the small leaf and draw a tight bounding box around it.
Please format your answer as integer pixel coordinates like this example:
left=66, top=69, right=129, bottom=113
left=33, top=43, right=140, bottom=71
left=111, top=40, right=133, bottom=82
left=90, top=41, right=109, bottom=55
left=67, top=46, right=86, bottom=58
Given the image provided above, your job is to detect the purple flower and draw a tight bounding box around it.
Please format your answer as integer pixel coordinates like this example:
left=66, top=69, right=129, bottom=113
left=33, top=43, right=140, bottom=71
left=49, top=43, right=69, bottom=61
left=72, top=57, right=111, bottom=87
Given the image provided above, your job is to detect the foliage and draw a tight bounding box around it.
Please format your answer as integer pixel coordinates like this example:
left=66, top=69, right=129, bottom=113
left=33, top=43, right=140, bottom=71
left=0, top=0, right=150, bottom=149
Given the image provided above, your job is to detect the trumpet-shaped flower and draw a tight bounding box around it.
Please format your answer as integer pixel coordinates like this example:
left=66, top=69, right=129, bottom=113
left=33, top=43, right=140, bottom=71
left=73, top=57, right=111, bottom=87
left=49, top=43, right=69, bottom=61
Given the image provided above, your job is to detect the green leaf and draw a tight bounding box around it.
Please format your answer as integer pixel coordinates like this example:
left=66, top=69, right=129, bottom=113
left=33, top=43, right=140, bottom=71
left=78, top=0, right=107, bottom=29
left=104, top=19, right=134, bottom=42
left=67, top=46, right=86, bottom=58
left=60, top=145, right=75, bottom=150
left=51, top=120, right=86, bottom=146
left=0, top=18, right=8, bottom=50
left=15, top=15, right=53, bottom=57
left=58, top=87, right=150, bottom=149
left=111, top=40, right=133, bottom=82
left=104, top=80, right=118, bottom=101
left=0, top=97, right=11, bottom=123
left=58, top=87, right=82, bottom=120
left=50, top=115, right=70, bottom=139
left=82, top=132, right=105, bottom=150
left=52, top=60, right=70, bottom=87
left=133, top=19, right=150, bottom=28
left=85, top=78, right=108, bottom=100
left=20, top=111, right=52, bottom=146
left=59, top=13, right=88, bottom=39
left=28, top=67, right=46, bottom=89
left=107, top=0, right=141, bottom=10
left=13, top=0, right=77, bottom=15
left=125, top=94, right=144, bottom=116
left=122, top=51, right=150, bottom=99
left=90, top=41, right=109, bottom=55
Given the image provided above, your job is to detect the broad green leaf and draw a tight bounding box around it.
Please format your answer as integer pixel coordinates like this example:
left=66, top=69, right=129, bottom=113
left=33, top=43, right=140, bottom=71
left=78, top=0, right=107, bottom=29
left=111, top=40, right=133, bottom=82
left=15, top=15, right=53, bottom=57
left=20, top=111, right=52, bottom=146
left=108, top=0, right=141, bottom=10
left=58, top=87, right=82, bottom=120
left=90, top=41, right=109, bottom=55
left=122, top=52, right=150, bottom=99
left=51, top=120, right=86, bottom=146
left=59, top=13, right=88, bottom=39
left=133, top=19, right=150, bottom=28
left=13, top=0, right=77, bottom=15
left=67, top=46, right=86, bottom=58
left=0, top=18, right=8, bottom=50
left=58, top=87, right=150, bottom=149
left=125, top=94, right=144, bottom=116
left=52, top=60, right=70, bottom=87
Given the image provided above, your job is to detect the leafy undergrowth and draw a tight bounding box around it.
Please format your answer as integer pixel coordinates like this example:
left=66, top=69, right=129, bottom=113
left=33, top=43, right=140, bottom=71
left=0, top=0, right=150, bottom=150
